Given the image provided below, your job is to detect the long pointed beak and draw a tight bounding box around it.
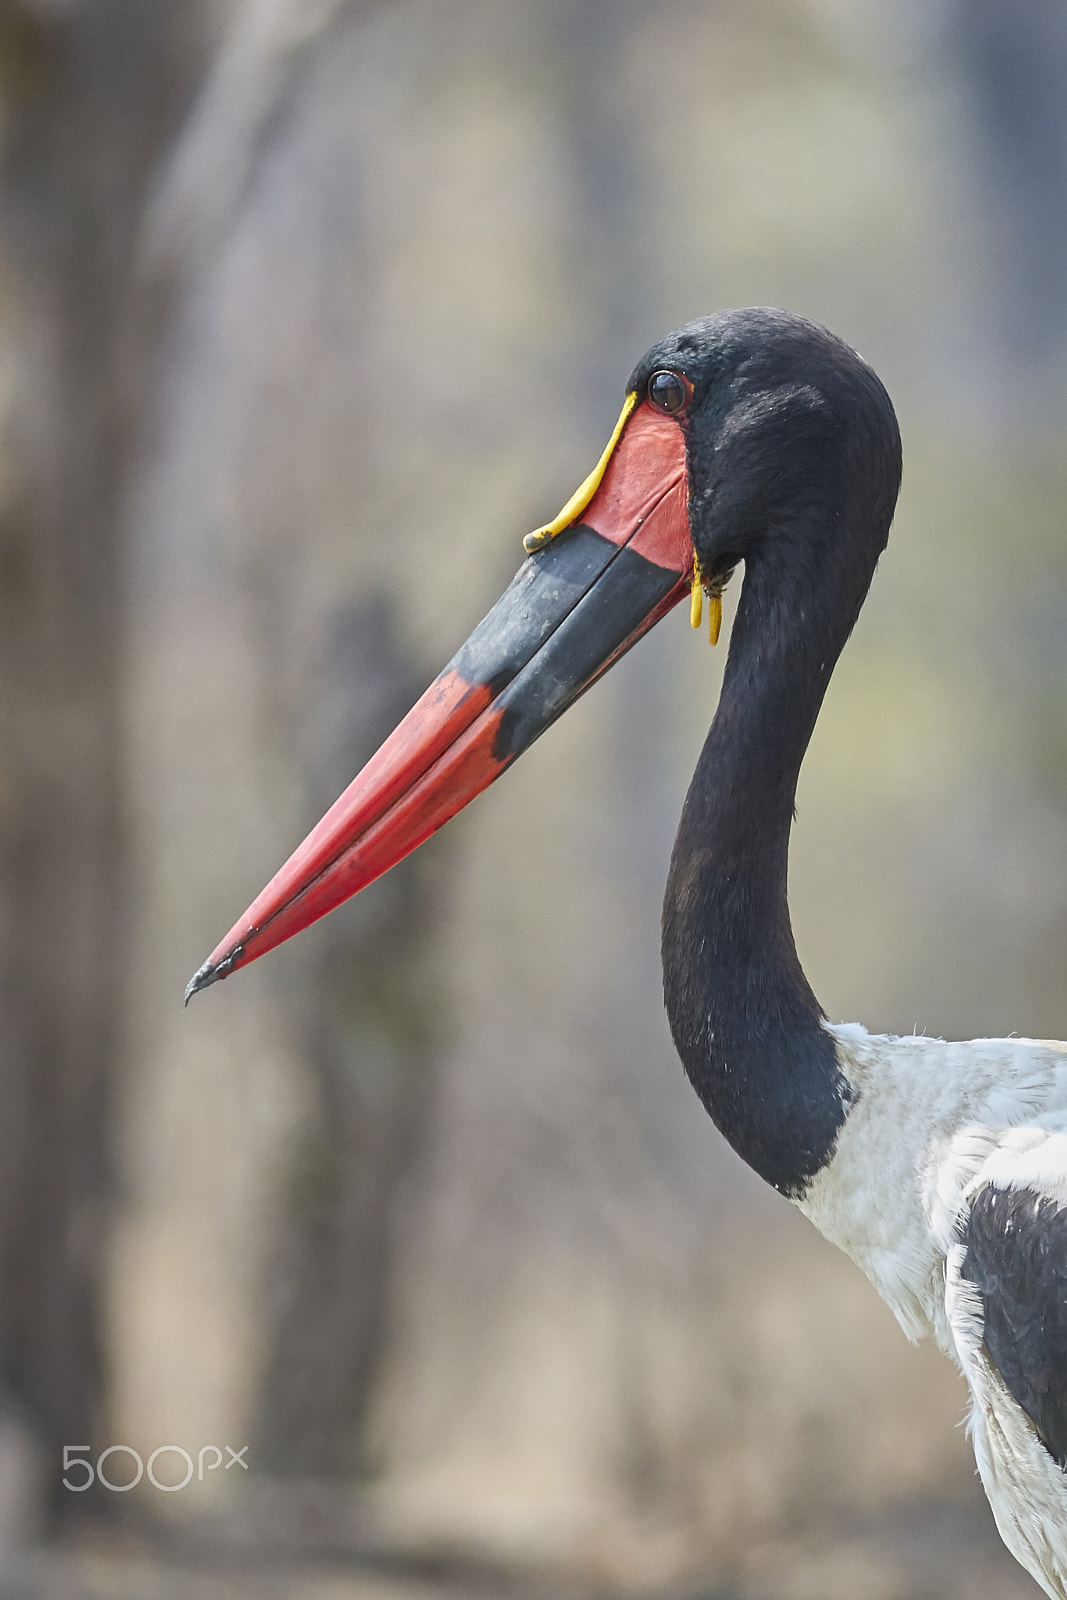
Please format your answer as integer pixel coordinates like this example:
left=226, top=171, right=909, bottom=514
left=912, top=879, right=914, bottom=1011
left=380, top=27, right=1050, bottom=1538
left=186, top=396, right=692, bottom=1001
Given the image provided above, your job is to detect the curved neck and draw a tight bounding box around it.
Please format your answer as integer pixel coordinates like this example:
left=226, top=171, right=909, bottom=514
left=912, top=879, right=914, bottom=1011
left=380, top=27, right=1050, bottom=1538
left=662, top=523, right=867, bottom=1195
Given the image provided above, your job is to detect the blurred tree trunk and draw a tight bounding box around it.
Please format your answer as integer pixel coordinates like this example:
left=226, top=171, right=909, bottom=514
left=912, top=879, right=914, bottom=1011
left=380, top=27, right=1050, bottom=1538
left=0, top=0, right=435, bottom=1492
left=249, top=595, right=438, bottom=1475
left=108, top=0, right=448, bottom=1484
left=0, top=0, right=207, bottom=1495
left=953, top=0, right=1067, bottom=395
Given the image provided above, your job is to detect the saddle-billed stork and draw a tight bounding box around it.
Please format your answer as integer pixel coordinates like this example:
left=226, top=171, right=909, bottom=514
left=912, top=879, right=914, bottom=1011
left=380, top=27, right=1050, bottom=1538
left=187, top=310, right=1067, bottom=1597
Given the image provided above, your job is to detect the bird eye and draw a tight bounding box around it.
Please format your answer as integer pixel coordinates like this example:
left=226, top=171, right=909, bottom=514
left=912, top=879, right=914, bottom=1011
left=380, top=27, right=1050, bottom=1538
left=648, top=369, right=692, bottom=416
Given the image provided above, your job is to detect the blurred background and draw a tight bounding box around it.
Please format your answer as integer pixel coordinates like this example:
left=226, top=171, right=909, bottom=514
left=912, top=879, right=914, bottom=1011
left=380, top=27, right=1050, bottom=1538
left=0, top=0, right=1065, bottom=1595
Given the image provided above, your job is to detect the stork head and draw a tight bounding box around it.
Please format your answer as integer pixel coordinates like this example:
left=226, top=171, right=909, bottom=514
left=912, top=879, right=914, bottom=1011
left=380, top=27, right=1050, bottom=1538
left=186, top=310, right=899, bottom=999
left=631, top=309, right=900, bottom=607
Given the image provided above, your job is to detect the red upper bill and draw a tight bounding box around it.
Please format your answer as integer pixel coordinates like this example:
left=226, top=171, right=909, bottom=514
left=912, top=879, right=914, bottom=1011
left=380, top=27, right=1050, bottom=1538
left=186, top=397, right=693, bottom=998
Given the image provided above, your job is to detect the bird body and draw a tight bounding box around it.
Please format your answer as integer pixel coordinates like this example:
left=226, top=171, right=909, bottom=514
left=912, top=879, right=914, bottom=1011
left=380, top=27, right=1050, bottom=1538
left=189, top=309, right=1067, bottom=1596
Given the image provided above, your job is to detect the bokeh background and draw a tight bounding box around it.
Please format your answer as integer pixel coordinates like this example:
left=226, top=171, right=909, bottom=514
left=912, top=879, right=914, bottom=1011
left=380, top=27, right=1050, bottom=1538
left=0, top=1, right=1066, bottom=1596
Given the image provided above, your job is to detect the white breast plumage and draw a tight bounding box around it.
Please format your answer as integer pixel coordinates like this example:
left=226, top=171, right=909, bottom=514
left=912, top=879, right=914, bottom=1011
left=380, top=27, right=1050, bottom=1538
left=798, top=1023, right=1067, bottom=1599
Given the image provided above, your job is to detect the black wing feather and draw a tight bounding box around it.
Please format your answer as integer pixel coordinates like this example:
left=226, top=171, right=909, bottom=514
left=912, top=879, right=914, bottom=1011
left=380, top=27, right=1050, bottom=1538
left=961, top=1183, right=1067, bottom=1471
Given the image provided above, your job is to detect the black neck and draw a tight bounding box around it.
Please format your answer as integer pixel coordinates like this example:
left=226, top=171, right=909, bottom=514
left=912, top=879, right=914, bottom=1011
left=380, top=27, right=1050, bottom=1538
left=662, top=518, right=868, bottom=1196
